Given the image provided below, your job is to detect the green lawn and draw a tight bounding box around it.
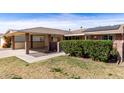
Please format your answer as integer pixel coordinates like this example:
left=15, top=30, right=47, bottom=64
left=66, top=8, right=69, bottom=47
left=0, top=56, right=124, bottom=79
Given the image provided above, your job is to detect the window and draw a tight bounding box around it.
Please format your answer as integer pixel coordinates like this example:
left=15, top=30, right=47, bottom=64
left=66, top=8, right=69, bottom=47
left=102, top=35, right=113, bottom=40
left=76, top=36, right=80, bottom=40
left=66, top=37, right=69, bottom=40
left=68, top=37, right=71, bottom=40
left=15, top=36, right=25, bottom=42
left=33, top=36, right=45, bottom=42
left=103, top=35, right=108, bottom=40
left=108, top=36, right=113, bottom=40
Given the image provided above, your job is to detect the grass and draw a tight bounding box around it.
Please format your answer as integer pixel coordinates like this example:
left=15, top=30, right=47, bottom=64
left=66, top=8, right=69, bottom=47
left=0, top=56, right=124, bottom=79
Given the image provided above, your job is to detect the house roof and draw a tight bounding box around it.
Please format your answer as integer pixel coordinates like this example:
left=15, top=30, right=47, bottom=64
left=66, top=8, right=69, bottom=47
left=4, top=24, right=124, bottom=37
left=5, top=27, right=69, bottom=36
left=84, top=25, right=121, bottom=32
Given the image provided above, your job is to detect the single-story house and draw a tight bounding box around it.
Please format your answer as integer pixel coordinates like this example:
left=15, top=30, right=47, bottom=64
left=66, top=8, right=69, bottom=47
left=4, top=24, right=124, bottom=62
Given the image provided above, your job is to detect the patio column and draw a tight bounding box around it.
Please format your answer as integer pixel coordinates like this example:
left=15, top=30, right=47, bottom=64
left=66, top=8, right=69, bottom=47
left=30, top=35, right=33, bottom=48
left=11, top=36, right=15, bottom=50
left=48, top=34, right=51, bottom=51
left=57, top=42, right=60, bottom=52
left=25, top=33, right=29, bottom=54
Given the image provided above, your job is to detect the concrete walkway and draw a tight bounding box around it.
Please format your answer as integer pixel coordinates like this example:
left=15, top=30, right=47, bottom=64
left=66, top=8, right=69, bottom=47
left=0, top=49, right=65, bottom=63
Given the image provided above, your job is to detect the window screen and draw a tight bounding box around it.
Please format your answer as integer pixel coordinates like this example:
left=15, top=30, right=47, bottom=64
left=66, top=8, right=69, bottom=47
left=15, top=36, right=25, bottom=42
left=33, top=36, right=45, bottom=41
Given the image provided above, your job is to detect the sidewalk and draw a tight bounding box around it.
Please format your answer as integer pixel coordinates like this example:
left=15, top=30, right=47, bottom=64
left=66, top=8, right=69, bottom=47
left=0, top=49, right=65, bottom=63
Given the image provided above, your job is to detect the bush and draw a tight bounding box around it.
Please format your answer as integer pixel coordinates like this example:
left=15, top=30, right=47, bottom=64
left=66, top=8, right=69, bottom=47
left=2, top=36, right=11, bottom=48
left=60, top=40, right=113, bottom=62
left=60, top=40, right=83, bottom=57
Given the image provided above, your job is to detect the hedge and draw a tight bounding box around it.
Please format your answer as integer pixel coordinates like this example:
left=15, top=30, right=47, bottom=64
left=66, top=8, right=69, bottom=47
left=60, top=40, right=115, bottom=62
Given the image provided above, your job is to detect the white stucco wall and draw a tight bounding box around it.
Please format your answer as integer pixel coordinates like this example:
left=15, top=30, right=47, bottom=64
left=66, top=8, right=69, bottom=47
left=0, top=36, right=5, bottom=48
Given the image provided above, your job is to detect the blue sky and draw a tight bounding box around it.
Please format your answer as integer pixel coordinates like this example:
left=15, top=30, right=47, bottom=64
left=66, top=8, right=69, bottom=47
left=1, top=13, right=124, bottom=33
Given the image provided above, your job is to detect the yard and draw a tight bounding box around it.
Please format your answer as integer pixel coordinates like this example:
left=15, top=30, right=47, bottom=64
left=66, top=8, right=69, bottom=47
left=0, top=55, right=124, bottom=79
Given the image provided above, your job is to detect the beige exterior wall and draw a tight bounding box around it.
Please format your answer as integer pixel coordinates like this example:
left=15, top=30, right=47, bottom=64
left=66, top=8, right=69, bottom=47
left=14, top=35, right=31, bottom=49
left=15, top=42, right=25, bottom=49
left=44, top=34, right=49, bottom=47
left=15, top=42, right=31, bottom=49
left=115, top=34, right=122, bottom=40
left=33, top=42, right=45, bottom=48
left=14, top=34, right=63, bottom=49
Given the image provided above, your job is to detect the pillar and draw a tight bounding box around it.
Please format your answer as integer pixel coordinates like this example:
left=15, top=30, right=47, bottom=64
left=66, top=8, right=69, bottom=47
left=30, top=35, right=33, bottom=48
left=57, top=42, right=60, bottom=52
left=25, top=33, right=29, bottom=54
left=48, top=34, right=51, bottom=51
left=85, top=35, right=87, bottom=40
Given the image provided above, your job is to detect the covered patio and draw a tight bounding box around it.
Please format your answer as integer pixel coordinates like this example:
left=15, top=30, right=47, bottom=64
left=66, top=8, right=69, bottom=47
left=5, top=27, right=67, bottom=54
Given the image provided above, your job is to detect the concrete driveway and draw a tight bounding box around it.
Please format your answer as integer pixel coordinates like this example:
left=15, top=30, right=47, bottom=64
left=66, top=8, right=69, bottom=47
left=0, top=48, right=65, bottom=63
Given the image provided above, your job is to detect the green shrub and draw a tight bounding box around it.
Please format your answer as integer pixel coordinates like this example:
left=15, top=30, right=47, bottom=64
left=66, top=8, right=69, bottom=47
left=60, top=40, right=113, bottom=62
left=60, top=40, right=83, bottom=56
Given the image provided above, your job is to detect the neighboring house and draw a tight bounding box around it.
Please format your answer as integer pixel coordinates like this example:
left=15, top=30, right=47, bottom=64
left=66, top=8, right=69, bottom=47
left=4, top=24, right=124, bottom=62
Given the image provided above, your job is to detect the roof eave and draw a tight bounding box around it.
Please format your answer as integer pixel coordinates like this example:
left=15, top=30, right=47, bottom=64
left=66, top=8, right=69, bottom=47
left=64, top=33, right=85, bottom=36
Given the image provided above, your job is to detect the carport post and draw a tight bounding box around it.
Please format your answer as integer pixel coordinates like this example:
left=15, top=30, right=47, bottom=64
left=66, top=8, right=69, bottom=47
left=25, top=33, right=29, bottom=54
left=57, top=42, right=60, bottom=52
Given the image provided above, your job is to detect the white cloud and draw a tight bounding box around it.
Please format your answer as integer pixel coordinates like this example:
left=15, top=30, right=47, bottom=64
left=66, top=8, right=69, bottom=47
left=1, top=13, right=124, bottom=33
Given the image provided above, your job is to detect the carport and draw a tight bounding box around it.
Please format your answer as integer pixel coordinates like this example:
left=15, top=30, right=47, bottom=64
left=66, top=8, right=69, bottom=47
left=5, top=27, right=67, bottom=54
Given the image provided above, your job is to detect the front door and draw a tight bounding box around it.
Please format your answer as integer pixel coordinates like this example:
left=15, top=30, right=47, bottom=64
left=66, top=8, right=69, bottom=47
left=49, top=42, right=57, bottom=52
left=49, top=36, right=59, bottom=52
